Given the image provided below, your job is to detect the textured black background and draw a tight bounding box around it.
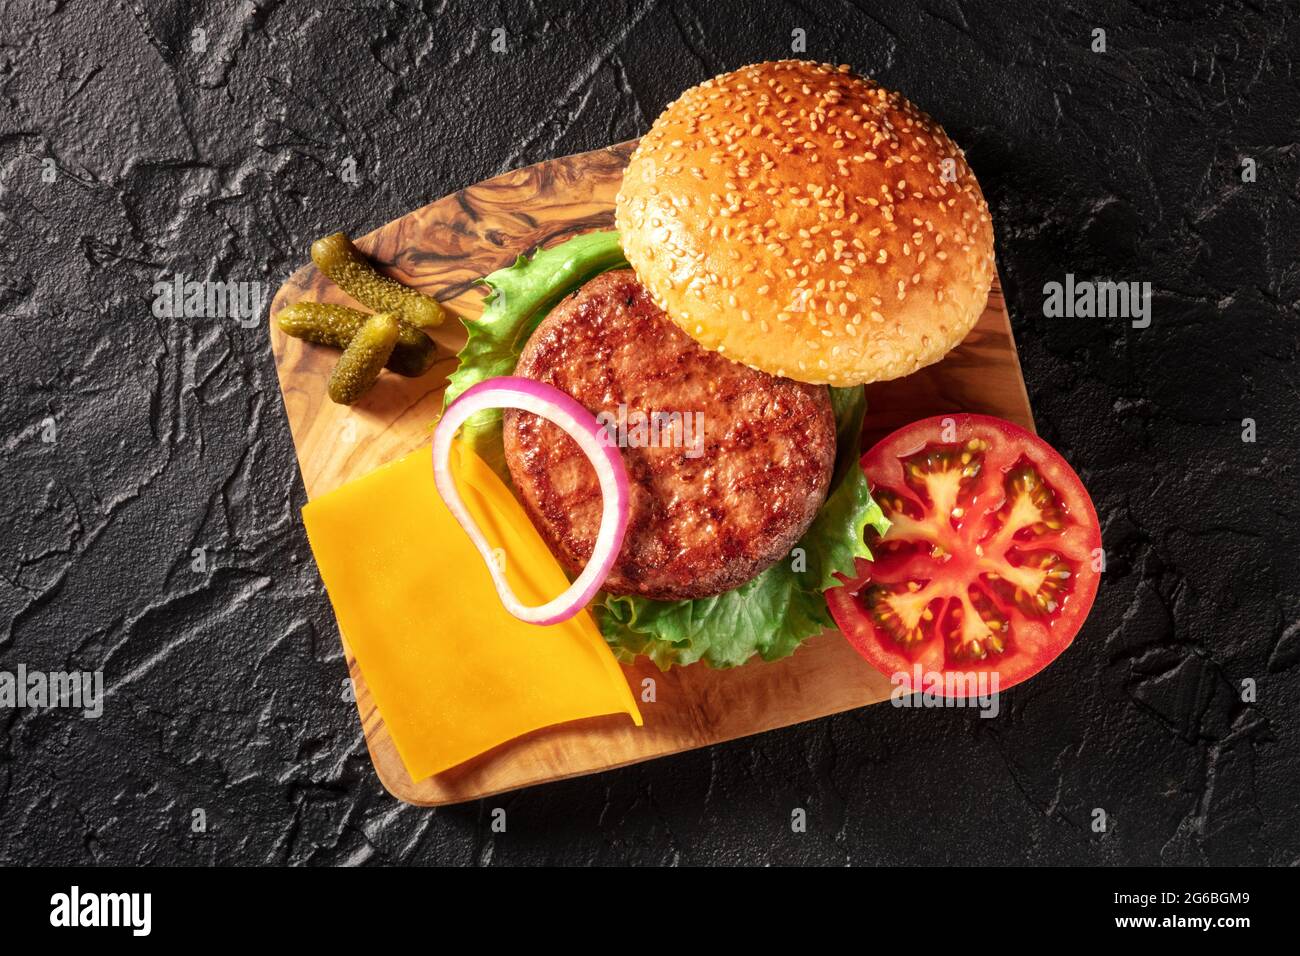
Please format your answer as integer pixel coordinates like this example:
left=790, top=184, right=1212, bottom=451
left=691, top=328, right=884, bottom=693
left=1, top=0, right=1297, bottom=866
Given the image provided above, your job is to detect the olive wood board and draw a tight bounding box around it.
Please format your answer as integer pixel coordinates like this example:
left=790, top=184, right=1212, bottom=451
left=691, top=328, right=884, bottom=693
left=268, top=140, right=1033, bottom=806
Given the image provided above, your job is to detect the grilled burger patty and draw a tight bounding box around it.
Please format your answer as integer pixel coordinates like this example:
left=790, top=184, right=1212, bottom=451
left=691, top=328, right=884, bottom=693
left=502, top=269, right=837, bottom=601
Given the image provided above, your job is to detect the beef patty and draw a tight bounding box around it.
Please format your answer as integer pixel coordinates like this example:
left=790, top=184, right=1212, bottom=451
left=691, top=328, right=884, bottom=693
left=502, top=269, right=837, bottom=601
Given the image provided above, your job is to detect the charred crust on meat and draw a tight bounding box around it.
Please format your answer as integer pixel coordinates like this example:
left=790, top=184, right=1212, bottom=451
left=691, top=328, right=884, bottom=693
left=503, top=269, right=837, bottom=601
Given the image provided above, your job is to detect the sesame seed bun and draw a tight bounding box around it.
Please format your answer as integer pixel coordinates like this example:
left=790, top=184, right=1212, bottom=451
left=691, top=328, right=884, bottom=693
left=615, top=60, right=996, bottom=386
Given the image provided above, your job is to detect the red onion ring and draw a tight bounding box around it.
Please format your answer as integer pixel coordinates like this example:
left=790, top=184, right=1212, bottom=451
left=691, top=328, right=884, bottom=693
left=432, top=377, right=629, bottom=626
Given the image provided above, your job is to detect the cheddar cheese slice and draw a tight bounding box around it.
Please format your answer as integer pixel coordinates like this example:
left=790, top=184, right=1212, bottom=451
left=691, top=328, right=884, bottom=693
left=302, top=441, right=641, bottom=781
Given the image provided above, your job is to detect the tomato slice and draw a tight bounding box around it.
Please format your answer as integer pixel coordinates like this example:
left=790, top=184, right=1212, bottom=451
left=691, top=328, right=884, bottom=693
left=828, top=414, right=1101, bottom=695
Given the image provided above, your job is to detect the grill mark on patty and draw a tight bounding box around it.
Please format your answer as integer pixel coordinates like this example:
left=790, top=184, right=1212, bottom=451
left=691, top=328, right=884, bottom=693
left=502, top=269, right=837, bottom=601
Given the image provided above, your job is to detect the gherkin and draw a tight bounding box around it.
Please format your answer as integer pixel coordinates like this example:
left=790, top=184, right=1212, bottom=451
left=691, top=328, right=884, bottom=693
left=276, top=302, right=435, bottom=377
left=311, top=232, right=447, bottom=329
left=327, top=312, right=400, bottom=405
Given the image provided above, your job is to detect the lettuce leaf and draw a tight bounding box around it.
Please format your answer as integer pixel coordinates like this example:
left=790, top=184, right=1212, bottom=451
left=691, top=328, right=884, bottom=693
left=446, top=231, right=889, bottom=669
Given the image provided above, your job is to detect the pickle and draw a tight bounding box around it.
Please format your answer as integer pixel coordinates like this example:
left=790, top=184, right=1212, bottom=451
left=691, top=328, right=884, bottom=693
left=327, top=312, right=400, bottom=405
left=277, top=302, right=435, bottom=377
left=311, top=232, right=448, bottom=329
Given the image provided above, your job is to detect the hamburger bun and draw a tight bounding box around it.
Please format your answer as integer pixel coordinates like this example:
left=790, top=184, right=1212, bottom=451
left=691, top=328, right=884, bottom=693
left=615, top=60, right=995, bottom=386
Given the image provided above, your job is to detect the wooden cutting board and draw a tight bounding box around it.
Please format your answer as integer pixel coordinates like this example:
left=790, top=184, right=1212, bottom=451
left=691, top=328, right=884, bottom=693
left=269, top=140, right=1033, bottom=806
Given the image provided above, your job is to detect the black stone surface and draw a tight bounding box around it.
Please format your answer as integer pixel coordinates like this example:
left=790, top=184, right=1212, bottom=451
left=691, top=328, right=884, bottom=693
left=1, top=0, right=1296, bottom=866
